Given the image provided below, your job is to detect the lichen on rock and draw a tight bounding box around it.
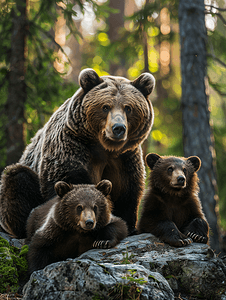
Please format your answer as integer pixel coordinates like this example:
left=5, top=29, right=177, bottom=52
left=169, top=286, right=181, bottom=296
left=1, top=231, right=226, bottom=299
left=22, top=233, right=226, bottom=300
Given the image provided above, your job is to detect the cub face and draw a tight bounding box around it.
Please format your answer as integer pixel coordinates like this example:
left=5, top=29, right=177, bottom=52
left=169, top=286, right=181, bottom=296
left=54, top=179, right=112, bottom=231
left=78, top=69, right=155, bottom=152
left=146, top=153, right=201, bottom=193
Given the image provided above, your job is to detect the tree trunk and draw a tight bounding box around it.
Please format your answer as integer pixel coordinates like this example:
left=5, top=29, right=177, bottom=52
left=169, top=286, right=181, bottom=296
left=108, top=0, right=125, bottom=76
left=5, top=0, right=27, bottom=165
left=141, top=10, right=149, bottom=160
left=179, top=0, right=221, bottom=252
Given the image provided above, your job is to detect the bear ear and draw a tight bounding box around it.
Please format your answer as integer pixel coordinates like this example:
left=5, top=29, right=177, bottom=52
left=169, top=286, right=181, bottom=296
left=187, top=156, right=201, bottom=172
left=78, top=68, right=104, bottom=93
left=146, top=153, right=161, bottom=170
left=131, top=73, right=155, bottom=98
left=55, top=181, right=73, bottom=198
left=96, top=179, right=112, bottom=197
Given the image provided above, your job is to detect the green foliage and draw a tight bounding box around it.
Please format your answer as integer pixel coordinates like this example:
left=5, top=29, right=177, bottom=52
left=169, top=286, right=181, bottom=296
left=214, top=126, right=226, bottom=230
left=148, top=274, right=159, bottom=282
left=83, top=0, right=178, bottom=76
left=122, top=269, right=147, bottom=285
left=207, top=9, right=226, bottom=230
left=94, top=282, right=143, bottom=300
left=92, top=0, right=119, bottom=20
left=0, top=0, right=80, bottom=166
left=0, top=237, right=28, bottom=293
left=109, top=283, right=142, bottom=300
left=121, top=247, right=134, bottom=265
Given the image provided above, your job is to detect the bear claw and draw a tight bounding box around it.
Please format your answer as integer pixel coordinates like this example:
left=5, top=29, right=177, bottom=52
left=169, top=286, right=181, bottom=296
left=179, top=238, right=192, bottom=247
left=93, top=240, right=110, bottom=249
left=186, top=231, right=207, bottom=243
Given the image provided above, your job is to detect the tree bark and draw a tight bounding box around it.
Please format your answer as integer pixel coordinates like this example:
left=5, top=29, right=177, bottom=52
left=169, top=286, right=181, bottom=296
left=5, top=0, right=27, bottom=165
left=179, top=0, right=221, bottom=252
left=108, top=0, right=125, bottom=76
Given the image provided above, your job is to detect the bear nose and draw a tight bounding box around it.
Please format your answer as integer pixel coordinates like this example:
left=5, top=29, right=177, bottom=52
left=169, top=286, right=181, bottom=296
left=85, top=219, right=94, bottom=229
left=112, top=123, right=126, bottom=138
left=177, top=176, right=185, bottom=185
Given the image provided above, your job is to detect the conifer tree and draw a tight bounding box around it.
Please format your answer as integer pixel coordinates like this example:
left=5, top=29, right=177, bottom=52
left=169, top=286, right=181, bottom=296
left=179, top=0, right=221, bottom=252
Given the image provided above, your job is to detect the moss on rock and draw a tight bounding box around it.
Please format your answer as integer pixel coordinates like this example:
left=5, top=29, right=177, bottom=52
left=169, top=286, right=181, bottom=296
left=0, top=236, right=28, bottom=293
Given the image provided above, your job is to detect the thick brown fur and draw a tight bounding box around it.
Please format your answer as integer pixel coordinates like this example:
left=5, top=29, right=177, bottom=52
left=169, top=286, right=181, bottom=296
left=0, top=164, right=45, bottom=237
left=137, top=153, right=209, bottom=247
left=26, top=179, right=128, bottom=273
left=0, top=69, right=155, bottom=237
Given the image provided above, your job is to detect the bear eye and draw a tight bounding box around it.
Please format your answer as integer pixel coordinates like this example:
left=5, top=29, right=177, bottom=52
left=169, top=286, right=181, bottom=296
left=183, top=168, right=187, bottom=175
left=103, top=105, right=110, bottom=113
left=125, top=105, right=132, bottom=114
left=93, top=205, right=98, bottom=214
left=77, top=205, right=83, bottom=213
left=168, top=167, right=173, bottom=173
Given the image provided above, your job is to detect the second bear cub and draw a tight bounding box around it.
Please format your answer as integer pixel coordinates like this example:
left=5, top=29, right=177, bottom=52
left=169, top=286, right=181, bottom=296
left=26, top=180, right=128, bottom=273
left=137, top=153, right=209, bottom=247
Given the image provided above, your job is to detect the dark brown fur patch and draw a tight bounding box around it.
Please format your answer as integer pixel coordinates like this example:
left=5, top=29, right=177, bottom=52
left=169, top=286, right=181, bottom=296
left=137, top=154, right=209, bottom=247
left=13, top=69, right=156, bottom=235
left=26, top=180, right=128, bottom=273
left=0, top=164, right=45, bottom=238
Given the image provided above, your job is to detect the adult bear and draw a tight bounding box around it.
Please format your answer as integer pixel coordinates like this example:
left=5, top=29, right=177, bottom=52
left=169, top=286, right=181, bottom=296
left=0, top=68, right=155, bottom=238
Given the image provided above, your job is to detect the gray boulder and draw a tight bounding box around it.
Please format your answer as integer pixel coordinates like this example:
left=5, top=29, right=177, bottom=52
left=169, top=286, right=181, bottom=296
left=22, top=233, right=226, bottom=300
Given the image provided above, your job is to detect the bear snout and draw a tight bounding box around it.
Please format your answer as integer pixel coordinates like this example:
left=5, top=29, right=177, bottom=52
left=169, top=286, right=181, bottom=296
left=78, top=208, right=96, bottom=231
left=112, top=123, right=126, bottom=139
left=104, top=108, right=128, bottom=143
left=85, top=219, right=95, bottom=229
left=170, top=169, right=186, bottom=188
left=177, top=175, right=185, bottom=186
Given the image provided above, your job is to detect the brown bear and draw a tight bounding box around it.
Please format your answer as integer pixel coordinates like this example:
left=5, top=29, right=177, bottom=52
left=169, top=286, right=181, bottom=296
left=0, top=68, right=155, bottom=238
left=0, top=164, right=45, bottom=238
left=137, top=153, right=209, bottom=247
left=26, top=179, right=128, bottom=273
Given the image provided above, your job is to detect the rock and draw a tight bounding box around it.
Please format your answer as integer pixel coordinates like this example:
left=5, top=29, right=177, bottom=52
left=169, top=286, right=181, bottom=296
left=0, top=232, right=25, bottom=249
left=23, top=260, right=173, bottom=300
left=22, top=233, right=226, bottom=300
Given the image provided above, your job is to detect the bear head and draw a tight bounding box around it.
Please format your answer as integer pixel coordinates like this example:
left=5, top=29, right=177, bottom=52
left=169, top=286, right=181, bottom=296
left=71, top=68, right=155, bottom=152
left=145, top=153, right=201, bottom=195
left=54, top=179, right=112, bottom=232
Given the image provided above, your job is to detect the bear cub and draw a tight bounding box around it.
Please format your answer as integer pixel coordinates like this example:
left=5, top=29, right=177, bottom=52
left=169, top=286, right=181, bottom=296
left=26, top=179, right=128, bottom=273
left=137, top=153, right=209, bottom=247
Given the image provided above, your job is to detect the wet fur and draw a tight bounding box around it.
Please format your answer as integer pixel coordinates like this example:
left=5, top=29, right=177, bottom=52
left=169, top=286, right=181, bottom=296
left=137, top=154, right=209, bottom=247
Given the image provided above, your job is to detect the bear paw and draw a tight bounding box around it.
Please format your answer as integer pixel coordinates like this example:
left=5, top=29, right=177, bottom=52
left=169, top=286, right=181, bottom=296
left=186, top=232, right=208, bottom=244
left=93, top=240, right=110, bottom=249
left=164, top=236, right=192, bottom=247
left=177, top=237, right=193, bottom=247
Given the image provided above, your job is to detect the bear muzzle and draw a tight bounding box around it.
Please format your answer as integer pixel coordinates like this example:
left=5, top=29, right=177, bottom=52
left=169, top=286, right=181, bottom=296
left=78, top=208, right=97, bottom=230
left=104, top=109, right=128, bottom=142
left=170, top=170, right=186, bottom=189
left=85, top=219, right=95, bottom=229
left=177, top=175, right=185, bottom=186
left=112, top=123, right=127, bottom=139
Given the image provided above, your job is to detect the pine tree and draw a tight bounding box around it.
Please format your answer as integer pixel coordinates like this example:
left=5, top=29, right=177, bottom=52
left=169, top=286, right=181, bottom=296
left=179, top=0, right=221, bottom=252
left=5, top=0, right=27, bottom=165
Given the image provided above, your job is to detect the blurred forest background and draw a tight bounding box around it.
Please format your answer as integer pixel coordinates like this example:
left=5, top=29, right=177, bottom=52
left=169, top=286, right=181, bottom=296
left=0, top=0, right=226, bottom=253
